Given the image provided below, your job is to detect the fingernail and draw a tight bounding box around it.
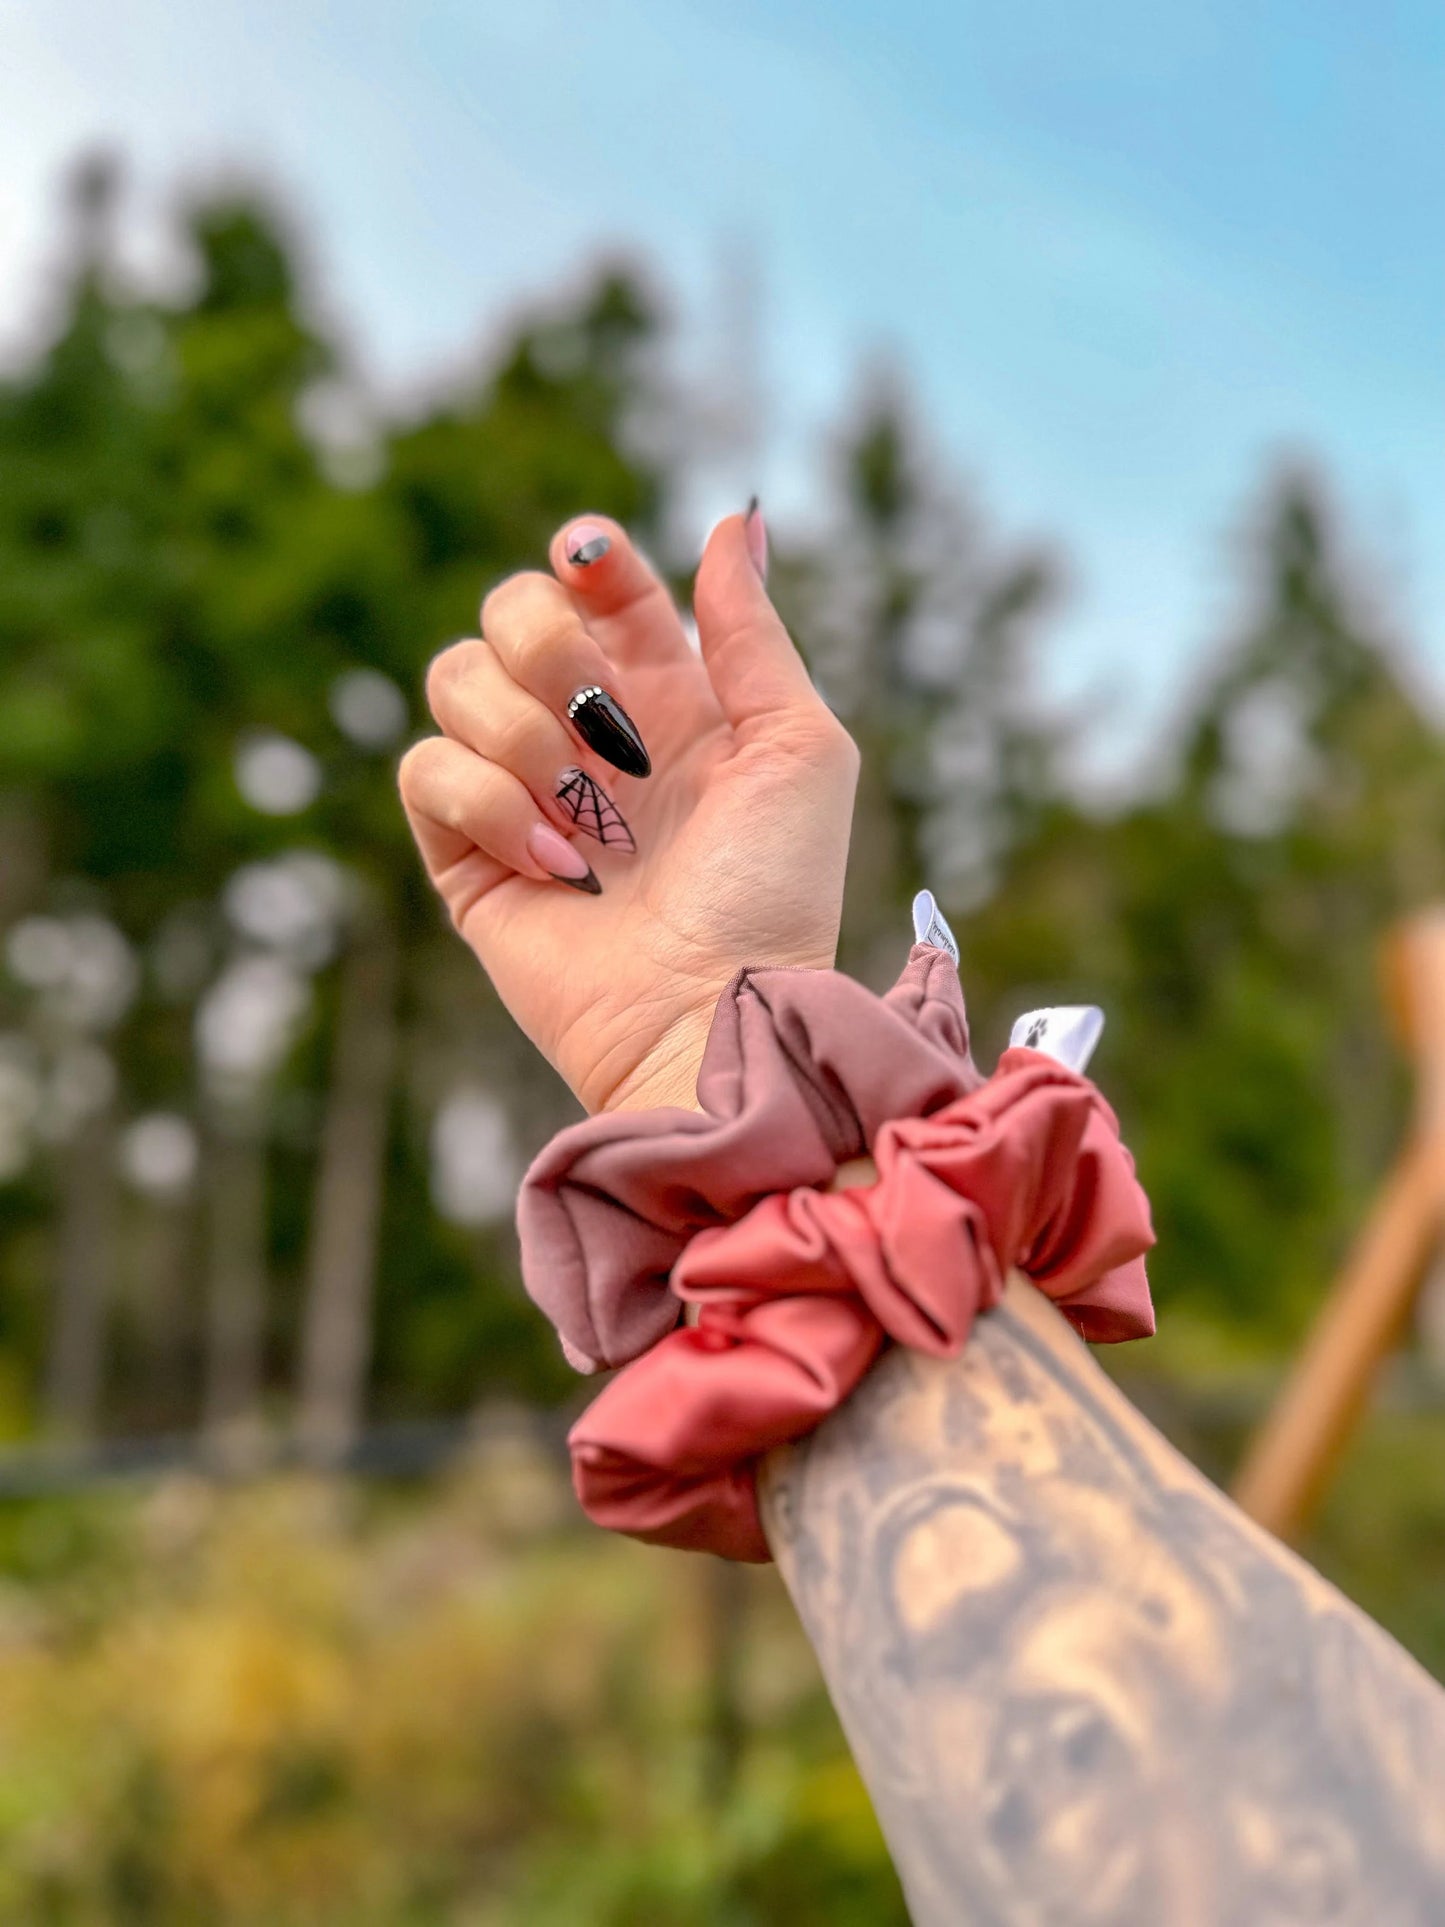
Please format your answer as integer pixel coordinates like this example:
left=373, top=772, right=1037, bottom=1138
left=556, top=766, right=637, bottom=852
left=566, top=686, right=651, bottom=779
left=565, top=523, right=612, bottom=567
left=743, top=495, right=768, bottom=581
left=527, top=821, right=602, bottom=894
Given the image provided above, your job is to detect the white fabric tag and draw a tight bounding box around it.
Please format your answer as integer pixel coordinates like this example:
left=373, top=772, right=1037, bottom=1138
left=911, top=889, right=959, bottom=965
left=910, top=893, right=1103, bottom=1074
left=1009, top=1005, right=1105, bottom=1073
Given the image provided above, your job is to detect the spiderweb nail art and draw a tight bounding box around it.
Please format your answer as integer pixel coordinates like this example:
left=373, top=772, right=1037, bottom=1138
left=555, top=767, right=637, bottom=853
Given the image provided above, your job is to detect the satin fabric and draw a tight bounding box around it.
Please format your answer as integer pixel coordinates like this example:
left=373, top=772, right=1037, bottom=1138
left=569, top=1048, right=1155, bottom=1561
left=517, top=945, right=984, bottom=1374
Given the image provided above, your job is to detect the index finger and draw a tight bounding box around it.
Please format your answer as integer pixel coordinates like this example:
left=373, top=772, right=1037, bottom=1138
left=550, top=515, right=694, bottom=669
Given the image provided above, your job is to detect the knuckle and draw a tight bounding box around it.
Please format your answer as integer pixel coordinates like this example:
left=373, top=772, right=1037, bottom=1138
left=479, top=576, right=520, bottom=632
left=775, top=706, right=859, bottom=773
left=824, top=712, right=861, bottom=772
left=424, top=639, right=475, bottom=716
left=397, top=735, right=444, bottom=804
left=512, top=616, right=585, bottom=681
left=490, top=705, right=541, bottom=770
left=802, top=704, right=856, bottom=755
left=481, top=570, right=550, bottom=634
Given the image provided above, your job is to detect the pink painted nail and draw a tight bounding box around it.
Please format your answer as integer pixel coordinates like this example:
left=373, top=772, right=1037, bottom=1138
left=565, top=523, right=612, bottom=567
left=743, top=495, right=768, bottom=580
left=527, top=822, right=601, bottom=894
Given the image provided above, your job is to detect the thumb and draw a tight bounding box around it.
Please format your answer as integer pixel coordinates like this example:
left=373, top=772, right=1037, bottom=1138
left=693, top=508, right=825, bottom=738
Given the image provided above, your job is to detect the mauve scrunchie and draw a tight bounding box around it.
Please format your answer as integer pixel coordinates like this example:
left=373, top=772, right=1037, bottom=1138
left=517, top=945, right=1156, bottom=1562
left=517, top=943, right=984, bottom=1374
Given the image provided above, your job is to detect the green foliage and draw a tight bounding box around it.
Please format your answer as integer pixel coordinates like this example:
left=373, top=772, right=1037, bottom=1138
left=2, top=151, right=1443, bottom=1427
left=0, top=1466, right=906, bottom=1926
left=957, top=476, right=1445, bottom=1345
left=2, top=148, right=1445, bottom=1916
left=2, top=152, right=1443, bottom=1422
left=1307, top=1402, right=1445, bottom=1683
left=0, top=165, right=667, bottom=1429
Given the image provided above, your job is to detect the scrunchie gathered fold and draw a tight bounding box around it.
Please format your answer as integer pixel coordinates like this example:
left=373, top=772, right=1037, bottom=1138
left=517, top=944, right=1156, bottom=1563
left=518, top=943, right=982, bottom=1375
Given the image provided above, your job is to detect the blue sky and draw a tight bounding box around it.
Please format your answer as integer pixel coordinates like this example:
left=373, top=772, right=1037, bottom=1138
left=1, top=0, right=1440, bottom=776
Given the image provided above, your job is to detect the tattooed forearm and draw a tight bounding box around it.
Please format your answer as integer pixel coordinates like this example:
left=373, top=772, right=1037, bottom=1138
left=760, top=1275, right=1445, bottom=1927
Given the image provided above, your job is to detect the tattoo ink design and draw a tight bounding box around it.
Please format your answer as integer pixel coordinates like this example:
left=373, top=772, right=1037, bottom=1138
left=565, top=686, right=651, bottom=779
left=555, top=767, right=636, bottom=853
left=761, top=1294, right=1445, bottom=1926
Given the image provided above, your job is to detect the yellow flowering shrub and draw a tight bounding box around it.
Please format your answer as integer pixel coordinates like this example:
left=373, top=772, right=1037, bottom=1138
left=0, top=1443, right=905, bottom=1926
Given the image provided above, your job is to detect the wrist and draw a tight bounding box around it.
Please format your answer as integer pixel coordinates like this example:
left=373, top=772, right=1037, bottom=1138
left=596, top=1005, right=714, bottom=1115
left=593, top=945, right=840, bottom=1116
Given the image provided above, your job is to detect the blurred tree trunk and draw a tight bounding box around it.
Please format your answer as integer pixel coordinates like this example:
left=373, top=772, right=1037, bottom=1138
left=125, top=1191, right=198, bottom=1429
left=842, top=747, right=916, bottom=986
left=43, top=1102, right=118, bottom=1439
left=296, top=908, right=399, bottom=1464
left=201, top=1101, right=269, bottom=1458
left=700, top=1557, right=749, bottom=1805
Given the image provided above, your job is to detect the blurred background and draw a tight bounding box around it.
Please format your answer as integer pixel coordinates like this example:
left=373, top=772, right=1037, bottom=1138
left=0, top=3, right=1443, bottom=1921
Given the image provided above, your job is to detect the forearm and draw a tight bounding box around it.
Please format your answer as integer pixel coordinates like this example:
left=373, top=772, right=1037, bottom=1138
left=761, top=1275, right=1445, bottom=1925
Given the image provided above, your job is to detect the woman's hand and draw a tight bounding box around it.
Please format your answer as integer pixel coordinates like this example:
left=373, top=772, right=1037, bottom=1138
left=399, top=509, right=859, bottom=1114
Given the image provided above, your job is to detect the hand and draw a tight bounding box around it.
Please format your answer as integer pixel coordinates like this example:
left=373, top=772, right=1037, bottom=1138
left=399, top=509, right=859, bottom=1113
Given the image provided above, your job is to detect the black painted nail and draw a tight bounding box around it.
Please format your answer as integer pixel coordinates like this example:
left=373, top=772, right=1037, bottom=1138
left=550, top=865, right=603, bottom=895
left=565, top=686, right=651, bottom=779
left=556, top=767, right=637, bottom=852
left=565, top=525, right=612, bottom=567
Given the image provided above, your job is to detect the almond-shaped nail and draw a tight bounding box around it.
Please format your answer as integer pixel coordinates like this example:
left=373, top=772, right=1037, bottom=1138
left=556, top=767, right=636, bottom=852
left=527, top=822, right=601, bottom=894
left=743, top=495, right=768, bottom=581
left=565, top=523, right=612, bottom=567
left=565, top=685, right=651, bottom=779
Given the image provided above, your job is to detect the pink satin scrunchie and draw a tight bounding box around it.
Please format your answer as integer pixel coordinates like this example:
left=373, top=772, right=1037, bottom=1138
left=518, top=944, right=985, bottom=1375
left=517, top=946, right=1156, bottom=1563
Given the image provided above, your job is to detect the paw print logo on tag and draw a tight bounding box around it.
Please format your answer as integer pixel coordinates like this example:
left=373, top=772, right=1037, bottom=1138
left=1009, top=1006, right=1105, bottom=1073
